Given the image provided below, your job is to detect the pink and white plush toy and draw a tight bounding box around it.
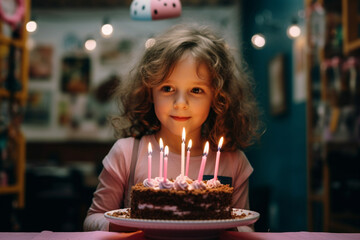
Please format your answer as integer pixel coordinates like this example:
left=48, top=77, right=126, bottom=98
left=130, top=0, right=182, bottom=20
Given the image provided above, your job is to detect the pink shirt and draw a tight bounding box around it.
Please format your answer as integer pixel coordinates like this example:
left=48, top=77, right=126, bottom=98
left=84, top=135, right=253, bottom=231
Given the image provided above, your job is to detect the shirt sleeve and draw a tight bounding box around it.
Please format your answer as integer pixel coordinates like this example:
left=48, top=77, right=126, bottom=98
left=83, top=138, right=133, bottom=231
left=231, top=150, right=253, bottom=209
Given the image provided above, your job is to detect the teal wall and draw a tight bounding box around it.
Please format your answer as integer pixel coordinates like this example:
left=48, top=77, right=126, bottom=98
left=241, top=0, right=307, bottom=231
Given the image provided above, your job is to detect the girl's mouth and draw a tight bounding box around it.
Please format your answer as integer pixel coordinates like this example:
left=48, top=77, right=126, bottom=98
left=171, top=116, right=191, bottom=121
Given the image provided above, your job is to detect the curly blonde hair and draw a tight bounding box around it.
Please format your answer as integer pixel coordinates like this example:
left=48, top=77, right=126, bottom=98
left=111, top=24, right=261, bottom=152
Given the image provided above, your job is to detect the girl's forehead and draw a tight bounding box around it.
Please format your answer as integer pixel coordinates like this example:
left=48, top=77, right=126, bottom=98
left=179, top=52, right=211, bottom=74
left=196, top=62, right=211, bottom=81
left=171, top=54, right=210, bottom=79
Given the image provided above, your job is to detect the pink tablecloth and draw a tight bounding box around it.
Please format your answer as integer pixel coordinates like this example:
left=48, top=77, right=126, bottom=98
left=223, top=231, right=360, bottom=240
left=0, top=231, right=359, bottom=240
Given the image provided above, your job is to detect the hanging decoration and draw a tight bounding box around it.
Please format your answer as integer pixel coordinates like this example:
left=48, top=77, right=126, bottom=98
left=0, top=0, right=25, bottom=29
left=130, top=0, right=181, bottom=21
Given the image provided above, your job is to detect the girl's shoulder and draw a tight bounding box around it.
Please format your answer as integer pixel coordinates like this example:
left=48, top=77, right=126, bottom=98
left=114, top=136, right=136, bottom=148
left=105, top=137, right=135, bottom=162
left=113, top=135, right=154, bottom=152
left=104, top=136, right=153, bottom=171
left=221, top=149, right=247, bottom=161
left=220, top=149, right=251, bottom=169
left=220, top=149, right=253, bottom=181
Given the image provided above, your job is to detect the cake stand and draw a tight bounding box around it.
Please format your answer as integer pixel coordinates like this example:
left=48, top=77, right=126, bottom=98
left=105, top=208, right=260, bottom=240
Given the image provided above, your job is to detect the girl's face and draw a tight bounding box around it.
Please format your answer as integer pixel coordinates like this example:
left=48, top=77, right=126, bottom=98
left=152, top=53, right=213, bottom=145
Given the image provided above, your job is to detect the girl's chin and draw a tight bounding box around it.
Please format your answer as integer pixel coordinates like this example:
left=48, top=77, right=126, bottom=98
left=163, top=130, right=182, bottom=139
left=162, top=127, right=201, bottom=140
left=156, top=129, right=182, bottom=141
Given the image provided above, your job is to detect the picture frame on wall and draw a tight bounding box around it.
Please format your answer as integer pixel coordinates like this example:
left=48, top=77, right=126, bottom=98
left=29, top=45, right=53, bottom=80
left=293, top=36, right=307, bottom=103
left=99, top=38, right=134, bottom=66
left=23, top=90, right=52, bottom=126
left=60, top=56, right=90, bottom=94
left=268, top=54, right=287, bottom=116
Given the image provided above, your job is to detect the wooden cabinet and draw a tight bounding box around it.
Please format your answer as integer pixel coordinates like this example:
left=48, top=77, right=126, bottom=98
left=343, top=0, right=360, bottom=55
left=0, top=0, right=30, bottom=208
left=306, top=0, right=360, bottom=232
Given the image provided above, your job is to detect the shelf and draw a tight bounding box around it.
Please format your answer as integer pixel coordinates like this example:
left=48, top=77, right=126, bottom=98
left=0, top=0, right=29, bottom=211
left=0, top=184, right=24, bottom=208
left=306, top=0, right=360, bottom=232
left=0, top=184, right=22, bottom=194
left=343, top=0, right=360, bottom=55
left=324, top=141, right=360, bottom=156
left=0, top=35, right=26, bottom=48
left=344, top=39, right=360, bottom=55
left=0, top=88, right=27, bottom=99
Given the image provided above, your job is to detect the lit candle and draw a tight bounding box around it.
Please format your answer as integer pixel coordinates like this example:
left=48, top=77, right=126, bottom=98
left=181, top=127, right=185, bottom=177
left=213, top=137, right=224, bottom=180
left=185, top=139, right=192, bottom=176
left=163, top=146, right=169, bottom=181
left=159, top=138, right=164, bottom=178
left=197, top=141, right=209, bottom=182
left=147, top=142, right=152, bottom=181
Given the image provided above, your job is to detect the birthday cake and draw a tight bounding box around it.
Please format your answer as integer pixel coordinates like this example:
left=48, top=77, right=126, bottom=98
left=130, top=177, right=233, bottom=220
left=129, top=134, right=232, bottom=220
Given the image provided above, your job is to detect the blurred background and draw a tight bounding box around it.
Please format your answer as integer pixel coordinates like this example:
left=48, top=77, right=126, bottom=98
left=0, top=0, right=359, bottom=233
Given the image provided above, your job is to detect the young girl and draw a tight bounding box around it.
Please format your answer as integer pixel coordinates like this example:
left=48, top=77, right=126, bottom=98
left=83, top=24, right=261, bottom=232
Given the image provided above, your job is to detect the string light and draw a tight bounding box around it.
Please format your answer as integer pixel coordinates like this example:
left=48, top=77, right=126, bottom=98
left=26, top=20, right=37, bottom=33
left=101, top=17, right=113, bottom=38
left=101, top=24, right=113, bottom=37
left=84, top=37, right=96, bottom=51
left=287, top=22, right=301, bottom=39
left=251, top=34, right=266, bottom=49
left=252, top=10, right=303, bottom=48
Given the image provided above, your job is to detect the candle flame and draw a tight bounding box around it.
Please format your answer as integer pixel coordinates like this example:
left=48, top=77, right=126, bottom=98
left=159, top=138, right=163, bottom=150
left=203, top=141, right=209, bottom=156
left=164, top=145, right=169, bottom=156
left=187, top=139, right=192, bottom=150
left=182, top=127, right=186, bottom=142
left=148, top=142, right=152, bottom=154
left=218, top=137, right=224, bottom=150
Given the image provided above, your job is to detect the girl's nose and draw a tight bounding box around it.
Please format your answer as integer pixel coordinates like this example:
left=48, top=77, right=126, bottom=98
left=173, top=91, right=189, bottom=110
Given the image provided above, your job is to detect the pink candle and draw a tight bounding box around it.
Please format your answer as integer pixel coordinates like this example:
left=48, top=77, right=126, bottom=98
left=185, top=139, right=192, bottom=176
left=163, top=146, right=169, bottom=181
left=213, top=137, right=224, bottom=180
left=181, top=128, right=186, bottom=177
left=197, top=141, right=209, bottom=182
left=147, top=142, right=152, bottom=181
left=159, top=138, right=164, bottom=178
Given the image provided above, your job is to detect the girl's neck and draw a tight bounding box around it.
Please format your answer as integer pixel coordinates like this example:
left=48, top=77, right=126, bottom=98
left=154, top=129, right=205, bottom=156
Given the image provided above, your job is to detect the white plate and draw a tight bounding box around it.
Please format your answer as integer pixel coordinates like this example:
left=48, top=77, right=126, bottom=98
left=105, top=208, right=259, bottom=240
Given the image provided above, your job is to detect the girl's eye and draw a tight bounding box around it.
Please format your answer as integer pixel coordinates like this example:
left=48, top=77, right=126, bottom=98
left=191, top=88, right=204, bottom=94
left=161, top=86, right=174, bottom=92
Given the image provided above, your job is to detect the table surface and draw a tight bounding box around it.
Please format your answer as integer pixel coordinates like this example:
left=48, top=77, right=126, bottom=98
left=1, top=231, right=360, bottom=240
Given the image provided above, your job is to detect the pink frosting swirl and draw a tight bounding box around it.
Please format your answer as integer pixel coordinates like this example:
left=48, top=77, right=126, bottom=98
left=206, top=178, right=221, bottom=188
left=143, top=178, right=158, bottom=188
left=174, top=175, right=189, bottom=190
left=154, top=177, right=164, bottom=185
left=175, top=174, right=192, bottom=183
left=183, top=175, right=193, bottom=183
left=189, top=180, right=206, bottom=190
left=159, top=179, right=174, bottom=189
